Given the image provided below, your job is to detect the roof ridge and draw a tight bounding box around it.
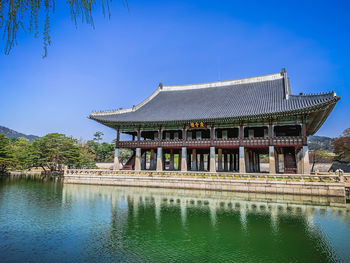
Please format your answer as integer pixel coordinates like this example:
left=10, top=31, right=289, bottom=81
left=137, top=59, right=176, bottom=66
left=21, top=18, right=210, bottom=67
left=162, top=71, right=283, bottom=91
left=290, top=91, right=337, bottom=97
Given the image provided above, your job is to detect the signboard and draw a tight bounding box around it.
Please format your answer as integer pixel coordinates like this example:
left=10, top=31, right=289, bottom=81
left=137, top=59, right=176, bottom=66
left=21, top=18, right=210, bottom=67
left=188, top=121, right=206, bottom=129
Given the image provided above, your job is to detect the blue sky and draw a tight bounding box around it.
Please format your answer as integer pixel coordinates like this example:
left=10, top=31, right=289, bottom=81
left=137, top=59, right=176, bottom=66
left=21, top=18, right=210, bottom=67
left=0, top=0, right=349, bottom=142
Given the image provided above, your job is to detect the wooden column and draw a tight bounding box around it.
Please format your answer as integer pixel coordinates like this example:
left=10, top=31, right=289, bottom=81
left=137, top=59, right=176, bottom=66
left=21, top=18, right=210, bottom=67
left=269, top=122, right=273, bottom=145
left=158, top=127, right=162, bottom=146
left=182, top=127, right=186, bottom=143
left=137, top=128, right=141, bottom=146
left=115, top=129, right=120, bottom=148
left=302, top=119, right=307, bottom=145
left=239, top=125, right=244, bottom=145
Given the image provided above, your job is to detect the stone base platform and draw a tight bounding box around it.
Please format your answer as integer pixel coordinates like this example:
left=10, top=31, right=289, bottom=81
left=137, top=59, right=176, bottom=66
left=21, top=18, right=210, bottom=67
left=64, top=173, right=346, bottom=197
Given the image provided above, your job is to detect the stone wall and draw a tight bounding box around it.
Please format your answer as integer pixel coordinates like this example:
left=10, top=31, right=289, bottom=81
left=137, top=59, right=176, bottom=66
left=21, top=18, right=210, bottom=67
left=64, top=174, right=345, bottom=197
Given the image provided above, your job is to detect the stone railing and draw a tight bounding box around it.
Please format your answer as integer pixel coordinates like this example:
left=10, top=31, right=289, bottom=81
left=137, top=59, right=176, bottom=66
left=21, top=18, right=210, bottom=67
left=64, top=169, right=342, bottom=183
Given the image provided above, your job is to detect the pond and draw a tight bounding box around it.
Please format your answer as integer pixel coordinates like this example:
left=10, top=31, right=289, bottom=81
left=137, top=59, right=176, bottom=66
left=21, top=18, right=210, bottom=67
left=0, top=177, right=349, bottom=263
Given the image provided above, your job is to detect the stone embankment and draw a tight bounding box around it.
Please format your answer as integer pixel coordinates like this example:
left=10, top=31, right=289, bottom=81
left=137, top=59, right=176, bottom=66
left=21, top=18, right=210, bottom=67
left=64, top=169, right=348, bottom=198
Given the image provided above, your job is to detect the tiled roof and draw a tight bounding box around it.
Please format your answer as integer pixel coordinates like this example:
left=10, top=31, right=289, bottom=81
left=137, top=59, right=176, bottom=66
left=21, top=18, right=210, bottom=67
left=90, top=71, right=339, bottom=125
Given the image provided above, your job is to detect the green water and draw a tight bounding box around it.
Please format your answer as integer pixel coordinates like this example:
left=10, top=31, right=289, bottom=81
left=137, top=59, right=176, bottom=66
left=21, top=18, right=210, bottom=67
left=0, top=177, right=349, bottom=263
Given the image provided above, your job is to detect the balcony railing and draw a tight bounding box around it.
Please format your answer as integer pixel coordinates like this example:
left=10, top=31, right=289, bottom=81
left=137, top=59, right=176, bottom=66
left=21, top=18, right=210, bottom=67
left=117, top=136, right=303, bottom=148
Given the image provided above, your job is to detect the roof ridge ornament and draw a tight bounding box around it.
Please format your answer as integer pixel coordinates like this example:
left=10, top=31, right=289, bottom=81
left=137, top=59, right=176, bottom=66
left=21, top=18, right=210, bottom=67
left=281, top=68, right=290, bottom=100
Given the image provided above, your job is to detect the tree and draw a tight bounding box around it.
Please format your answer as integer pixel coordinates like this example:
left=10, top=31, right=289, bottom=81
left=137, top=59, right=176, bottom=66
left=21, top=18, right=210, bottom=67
left=0, top=0, right=127, bottom=57
left=11, top=137, right=32, bottom=169
left=0, top=133, right=15, bottom=173
left=87, top=132, right=114, bottom=163
left=93, top=131, right=104, bottom=142
left=77, top=141, right=97, bottom=169
left=30, top=133, right=83, bottom=171
left=333, top=128, right=350, bottom=163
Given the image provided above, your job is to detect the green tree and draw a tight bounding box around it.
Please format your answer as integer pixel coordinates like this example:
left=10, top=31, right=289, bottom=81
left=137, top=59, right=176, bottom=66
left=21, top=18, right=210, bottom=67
left=333, top=128, right=350, bottom=163
left=78, top=142, right=97, bottom=169
left=30, top=133, right=82, bottom=171
left=93, top=131, right=104, bottom=142
left=0, top=133, right=15, bottom=173
left=87, top=132, right=114, bottom=163
left=11, top=137, right=33, bottom=169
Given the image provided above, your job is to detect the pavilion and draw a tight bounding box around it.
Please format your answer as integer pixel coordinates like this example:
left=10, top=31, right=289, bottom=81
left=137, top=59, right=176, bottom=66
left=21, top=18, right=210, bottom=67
left=89, top=69, right=339, bottom=174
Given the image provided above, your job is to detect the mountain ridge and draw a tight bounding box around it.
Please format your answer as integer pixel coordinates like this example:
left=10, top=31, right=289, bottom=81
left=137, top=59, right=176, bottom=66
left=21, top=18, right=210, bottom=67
left=0, top=125, right=40, bottom=142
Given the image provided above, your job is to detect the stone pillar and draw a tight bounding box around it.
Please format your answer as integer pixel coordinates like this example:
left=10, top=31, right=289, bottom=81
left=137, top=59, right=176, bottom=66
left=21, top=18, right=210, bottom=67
left=169, top=149, right=174, bottom=170
left=224, top=152, right=228, bottom=171
left=296, top=148, right=303, bottom=174
left=218, top=148, right=223, bottom=171
left=135, top=147, right=141, bottom=170
left=269, top=146, right=276, bottom=174
left=302, top=145, right=310, bottom=174
left=191, top=149, right=197, bottom=171
left=239, top=146, right=246, bottom=173
left=199, top=154, right=204, bottom=171
left=113, top=148, right=120, bottom=170
left=210, top=146, right=216, bottom=172
left=156, top=147, right=163, bottom=171
left=181, top=147, right=187, bottom=171
left=150, top=149, right=155, bottom=170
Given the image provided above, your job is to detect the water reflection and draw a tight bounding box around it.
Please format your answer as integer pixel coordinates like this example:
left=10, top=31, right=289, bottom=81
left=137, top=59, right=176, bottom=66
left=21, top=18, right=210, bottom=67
left=1, top=177, right=350, bottom=263
left=62, top=184, right=350, bottom=263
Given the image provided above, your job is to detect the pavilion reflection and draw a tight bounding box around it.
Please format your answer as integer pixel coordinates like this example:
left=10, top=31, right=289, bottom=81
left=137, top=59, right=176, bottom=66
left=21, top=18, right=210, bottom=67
left=62, top=184, right=350, bottom=226
left=62, top=184, right=349, bottom=262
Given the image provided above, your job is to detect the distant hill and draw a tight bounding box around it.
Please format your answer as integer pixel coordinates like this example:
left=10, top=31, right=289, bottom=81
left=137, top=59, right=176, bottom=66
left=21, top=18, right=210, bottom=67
left=0, top=125, right=40, bottom=142
left=308, top=135, right=334, bottom=152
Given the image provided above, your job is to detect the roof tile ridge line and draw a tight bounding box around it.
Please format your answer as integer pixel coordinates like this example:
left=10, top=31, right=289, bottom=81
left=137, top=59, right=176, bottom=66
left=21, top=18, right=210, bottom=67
left=91, top=85, right=162, bottom=116
left=162, top=71, right=283, bottom=91
left=290, top=91, right=336, bottom=97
